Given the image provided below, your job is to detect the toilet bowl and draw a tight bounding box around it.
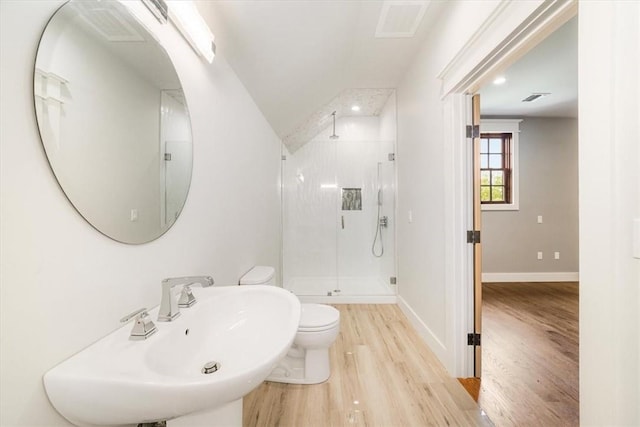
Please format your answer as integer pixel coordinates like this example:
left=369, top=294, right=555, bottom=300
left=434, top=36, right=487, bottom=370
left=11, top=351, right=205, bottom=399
left=239, top=266, right=340, bottom=384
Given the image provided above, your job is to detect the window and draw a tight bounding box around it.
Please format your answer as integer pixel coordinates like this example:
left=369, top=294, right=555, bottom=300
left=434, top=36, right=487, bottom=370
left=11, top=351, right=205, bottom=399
left=480, top=120, right=521, bottom=211
left=480, top=133, right=511, bottom=203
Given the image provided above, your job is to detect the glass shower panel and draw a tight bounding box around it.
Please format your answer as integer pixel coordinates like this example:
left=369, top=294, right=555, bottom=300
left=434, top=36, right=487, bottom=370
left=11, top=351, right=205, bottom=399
left=282, top=141, right=338, bottom=295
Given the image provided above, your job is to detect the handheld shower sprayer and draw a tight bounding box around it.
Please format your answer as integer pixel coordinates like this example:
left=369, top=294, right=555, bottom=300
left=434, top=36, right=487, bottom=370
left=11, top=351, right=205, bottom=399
left=372, top=162, right=386, bottom=257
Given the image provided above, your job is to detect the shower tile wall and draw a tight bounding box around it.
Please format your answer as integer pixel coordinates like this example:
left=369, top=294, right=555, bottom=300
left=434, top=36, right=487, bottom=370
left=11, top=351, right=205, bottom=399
left=283, top=109, right=396, bottom=296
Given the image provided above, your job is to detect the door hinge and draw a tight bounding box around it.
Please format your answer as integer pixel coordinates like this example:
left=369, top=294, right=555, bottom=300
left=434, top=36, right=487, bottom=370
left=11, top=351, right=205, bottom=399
left=467, top=333, right=481, bottom=346
left=390, top=276, right=397, bottom=285
left=388, top=153, right=395, bottom=161
left=281, top=155, right=287, bottom=161
left=466, top=230, right=481, bottom=244
left=164, top=153, right=172, bottom=161
left=466, top=125, right=480, bottom=138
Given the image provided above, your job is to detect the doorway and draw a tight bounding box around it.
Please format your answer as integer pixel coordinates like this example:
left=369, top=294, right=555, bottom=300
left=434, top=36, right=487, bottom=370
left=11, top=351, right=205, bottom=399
left=466, top=14, right=580, bottom=425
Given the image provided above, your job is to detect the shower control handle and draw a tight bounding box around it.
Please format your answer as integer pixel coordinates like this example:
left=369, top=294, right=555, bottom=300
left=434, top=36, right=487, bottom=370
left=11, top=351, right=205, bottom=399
left=380, top=216, right=388, bottom=228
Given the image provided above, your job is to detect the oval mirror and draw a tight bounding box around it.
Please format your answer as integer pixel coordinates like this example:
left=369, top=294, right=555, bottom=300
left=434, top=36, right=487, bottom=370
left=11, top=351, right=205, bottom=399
left=34, top=0, right=193, bottom=244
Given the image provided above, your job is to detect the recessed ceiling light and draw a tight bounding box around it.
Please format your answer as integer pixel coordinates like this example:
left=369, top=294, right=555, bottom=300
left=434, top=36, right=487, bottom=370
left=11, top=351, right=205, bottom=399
left=493, top=76, right=507, bottom=85
left=351, top=105, right=361, bottom=112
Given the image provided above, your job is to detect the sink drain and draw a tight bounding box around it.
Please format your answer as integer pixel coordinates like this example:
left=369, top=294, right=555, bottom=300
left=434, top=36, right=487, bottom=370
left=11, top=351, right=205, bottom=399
left=202, top=361, right=220, bottom=374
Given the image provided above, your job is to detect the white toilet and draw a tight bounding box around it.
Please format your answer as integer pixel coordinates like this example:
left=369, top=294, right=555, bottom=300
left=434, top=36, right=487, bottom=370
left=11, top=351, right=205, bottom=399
left=239, top=266, right=340, bottom=384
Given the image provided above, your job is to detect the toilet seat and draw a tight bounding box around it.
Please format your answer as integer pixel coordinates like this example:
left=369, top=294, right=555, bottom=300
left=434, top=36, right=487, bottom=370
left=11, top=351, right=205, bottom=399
left=298, top=304, right=340, bottom=332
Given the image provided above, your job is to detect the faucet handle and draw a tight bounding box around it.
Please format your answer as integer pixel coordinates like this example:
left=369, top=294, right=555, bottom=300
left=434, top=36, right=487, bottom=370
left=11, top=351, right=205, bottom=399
left=120, top=308, right=157, bottom=341
left=120, top=307, right=148, bottom=323
left=178, top=285, right=197, bottom=308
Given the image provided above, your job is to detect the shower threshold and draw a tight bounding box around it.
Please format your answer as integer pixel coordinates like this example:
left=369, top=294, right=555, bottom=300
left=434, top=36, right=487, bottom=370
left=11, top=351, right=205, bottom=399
left=285, top=276, right=397, bottom=304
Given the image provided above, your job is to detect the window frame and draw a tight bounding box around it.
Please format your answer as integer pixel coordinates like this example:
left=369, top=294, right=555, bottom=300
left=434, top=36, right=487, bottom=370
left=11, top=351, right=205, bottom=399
left=479, top=119, right=521, bottom=211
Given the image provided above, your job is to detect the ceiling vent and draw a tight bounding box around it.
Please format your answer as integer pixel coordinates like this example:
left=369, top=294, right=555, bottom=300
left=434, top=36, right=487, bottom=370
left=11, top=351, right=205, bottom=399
left=522, top=93, right=551, bottom=102
left=375, top=1, right=430, bottom=38
left=74, top=2, right=145, bottom=42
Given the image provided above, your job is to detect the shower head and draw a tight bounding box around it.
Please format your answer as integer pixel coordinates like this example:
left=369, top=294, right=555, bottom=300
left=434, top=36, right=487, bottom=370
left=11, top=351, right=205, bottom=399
left=329, top=111, right=339, bottom=139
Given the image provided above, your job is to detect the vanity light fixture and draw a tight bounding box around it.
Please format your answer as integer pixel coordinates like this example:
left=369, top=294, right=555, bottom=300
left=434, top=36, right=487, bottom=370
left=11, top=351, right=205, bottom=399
left=167, top=1, right=216, bottom=63
left=142, top=0, right=168, bottom=24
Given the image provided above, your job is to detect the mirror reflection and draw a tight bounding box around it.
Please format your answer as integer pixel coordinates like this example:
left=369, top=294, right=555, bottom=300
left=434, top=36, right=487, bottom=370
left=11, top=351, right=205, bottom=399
left=34, top=0, right=193, bottom=244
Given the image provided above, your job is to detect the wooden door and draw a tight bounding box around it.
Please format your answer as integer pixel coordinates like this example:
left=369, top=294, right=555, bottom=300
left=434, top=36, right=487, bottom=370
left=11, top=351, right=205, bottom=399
left=472, top=94, right=482, bottom=377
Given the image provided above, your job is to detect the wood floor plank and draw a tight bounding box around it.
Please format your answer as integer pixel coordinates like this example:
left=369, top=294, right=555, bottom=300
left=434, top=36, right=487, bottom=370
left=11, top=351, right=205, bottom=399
left=243, top=304, right=493, bottom=427
left=479, top=282, right=579, bottom=427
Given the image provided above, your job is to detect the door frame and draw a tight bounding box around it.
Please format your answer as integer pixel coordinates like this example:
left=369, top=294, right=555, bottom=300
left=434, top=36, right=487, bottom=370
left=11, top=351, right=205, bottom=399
left=439, top=0, right=578, bottom=378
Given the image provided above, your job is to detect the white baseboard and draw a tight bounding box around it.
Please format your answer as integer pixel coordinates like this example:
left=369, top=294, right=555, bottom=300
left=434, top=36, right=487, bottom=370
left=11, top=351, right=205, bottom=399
left=482, top=272, right=579, bottom=283
left=397, top=296, right=447, bottom=362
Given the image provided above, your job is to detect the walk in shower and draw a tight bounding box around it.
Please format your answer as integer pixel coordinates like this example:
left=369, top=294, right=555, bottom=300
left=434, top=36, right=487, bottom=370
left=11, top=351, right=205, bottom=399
left=281, top=91, right=397, bottom=302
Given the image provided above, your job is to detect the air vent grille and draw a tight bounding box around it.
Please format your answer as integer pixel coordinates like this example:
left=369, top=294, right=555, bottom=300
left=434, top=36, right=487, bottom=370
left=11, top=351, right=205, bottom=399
left=375, top=1, right=430, bottom=38
left=75, top=2, right=145, bottom=42
left=522, top=93, right=551, bottom=102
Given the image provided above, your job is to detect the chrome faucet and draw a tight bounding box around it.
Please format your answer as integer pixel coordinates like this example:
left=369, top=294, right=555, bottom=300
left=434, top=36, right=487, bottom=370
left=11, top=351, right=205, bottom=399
left=158, top=276, right=214, bottom=322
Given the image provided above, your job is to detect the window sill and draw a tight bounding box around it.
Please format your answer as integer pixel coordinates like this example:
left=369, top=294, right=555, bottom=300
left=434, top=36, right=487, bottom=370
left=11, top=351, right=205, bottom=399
left=481, top=203, right=519, bottom=211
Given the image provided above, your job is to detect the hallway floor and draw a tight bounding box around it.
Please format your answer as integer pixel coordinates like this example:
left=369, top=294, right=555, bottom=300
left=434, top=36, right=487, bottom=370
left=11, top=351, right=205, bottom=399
left=244, top=304, right=493, bottom=426
left=479, top=282, right=579, bottom=426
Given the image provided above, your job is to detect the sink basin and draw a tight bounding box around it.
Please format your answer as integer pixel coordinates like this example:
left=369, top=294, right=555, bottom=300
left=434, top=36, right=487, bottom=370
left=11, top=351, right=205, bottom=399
left=44, top=285, right=300, bottom=426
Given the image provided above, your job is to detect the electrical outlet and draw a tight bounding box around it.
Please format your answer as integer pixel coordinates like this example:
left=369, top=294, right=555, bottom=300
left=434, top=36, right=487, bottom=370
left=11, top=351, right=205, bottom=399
left=130, top=209, right=138, bottom=222
left=537, top=215, right=543, bottom=224
left=537, top=251, right=543, bottom=260
left=408, top=210, right=413, bottom=223
left=554, top=252, right=560, bottom=260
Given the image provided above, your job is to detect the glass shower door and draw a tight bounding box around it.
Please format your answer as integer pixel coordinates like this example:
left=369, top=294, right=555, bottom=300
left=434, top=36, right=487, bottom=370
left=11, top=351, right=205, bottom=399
left=282, top=141, right=339, bottom=296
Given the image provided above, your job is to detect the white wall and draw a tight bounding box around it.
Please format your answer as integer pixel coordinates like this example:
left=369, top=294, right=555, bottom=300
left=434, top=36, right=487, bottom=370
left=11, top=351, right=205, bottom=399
left=578, top=1, right=640, bottom=424
left=396, top=1, right=471, bottom=366
left=0, top=1, right=282, bottom=425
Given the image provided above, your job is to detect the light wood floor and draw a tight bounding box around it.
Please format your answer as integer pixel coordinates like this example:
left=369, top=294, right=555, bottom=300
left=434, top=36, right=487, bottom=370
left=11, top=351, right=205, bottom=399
left=479, top=282, right=579, bottom=427
left=244, top=304, right=493, bottom=426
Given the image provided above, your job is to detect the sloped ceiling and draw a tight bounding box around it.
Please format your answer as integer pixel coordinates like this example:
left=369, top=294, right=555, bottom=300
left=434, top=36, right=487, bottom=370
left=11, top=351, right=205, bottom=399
left=200, top=1, right=443, bottom=149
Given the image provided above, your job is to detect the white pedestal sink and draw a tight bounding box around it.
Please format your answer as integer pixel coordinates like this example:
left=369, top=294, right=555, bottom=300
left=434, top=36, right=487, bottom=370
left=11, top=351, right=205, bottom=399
left=44, top=285, right=300, bottom=426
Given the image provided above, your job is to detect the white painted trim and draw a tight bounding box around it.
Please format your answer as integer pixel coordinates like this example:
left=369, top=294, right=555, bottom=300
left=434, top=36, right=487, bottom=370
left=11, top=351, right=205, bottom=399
left=438, top=0, right=577, bottom=96
left=397, top=296, right=448, bottom=361
left=480, top=119, right=521, bottom=211
left=443, top=93, right=474, bottom=377
left=482, top=272, right=579, bottom=283
left=298, top=295, right=397, bottom=304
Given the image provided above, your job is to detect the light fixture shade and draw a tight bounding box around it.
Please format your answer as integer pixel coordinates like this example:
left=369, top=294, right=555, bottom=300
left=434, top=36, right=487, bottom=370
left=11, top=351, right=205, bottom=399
left=167, top=1, right=215, bottom=63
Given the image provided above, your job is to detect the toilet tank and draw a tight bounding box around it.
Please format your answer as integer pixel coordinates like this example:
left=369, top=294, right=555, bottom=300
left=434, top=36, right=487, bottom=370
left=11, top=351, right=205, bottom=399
left=239, top=266, right=275, bottom=286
